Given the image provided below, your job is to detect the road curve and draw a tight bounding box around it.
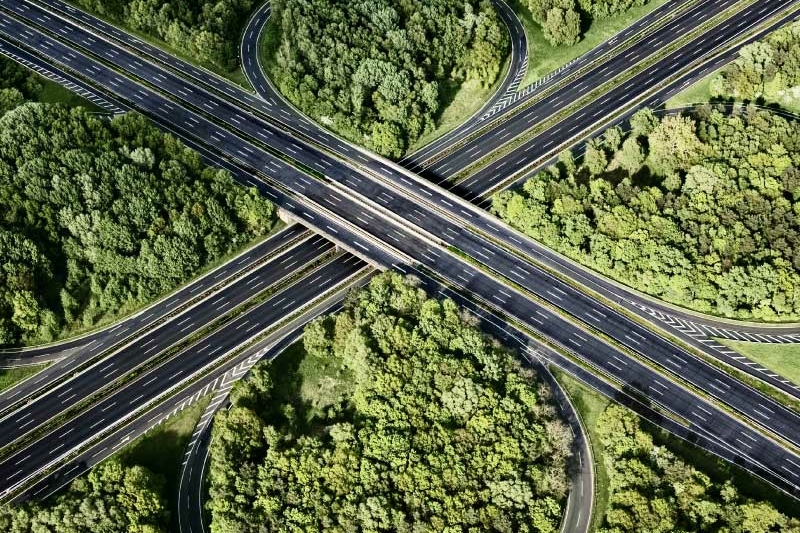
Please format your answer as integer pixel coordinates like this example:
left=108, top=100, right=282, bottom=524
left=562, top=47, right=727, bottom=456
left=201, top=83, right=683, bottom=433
left=239, top=0, right=528, bottom=147
left=178, top=312, right=594, bottom=533
left=4, top=0, right=800, bottom=497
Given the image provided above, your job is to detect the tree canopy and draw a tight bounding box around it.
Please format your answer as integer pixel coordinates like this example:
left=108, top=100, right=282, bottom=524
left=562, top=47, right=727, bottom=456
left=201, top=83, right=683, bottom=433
left=711, top=21, right=800, bottom=109
left=597, top=404, right=800, bottom=533
left=208, top=272, right=572, bottom=532
left=70, top=0, right=255, bottom=70
left=493, top=105, right=800, bottom=320
left=266, top=0, right=509, bottom=157
left=0, top=460, right=168, bottom=533
left=0, top=98, right=275, bottom=346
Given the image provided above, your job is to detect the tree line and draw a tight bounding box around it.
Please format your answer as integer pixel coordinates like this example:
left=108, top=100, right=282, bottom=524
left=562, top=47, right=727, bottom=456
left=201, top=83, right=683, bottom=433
left=0, top=460, right=168, bottom=533
left=208, top=272, right=572, bottom=532
left=711, top=21, right=800, bottom=109
left=527, top=0, right=651, bottom=46
left=596, top=404, right=799, bottom=532
left=70, top=0, right=255, bottom=71
left=267, top=0, right=509, bottom=158
left=494, top=105, right=800, bottom=320
left=0, top=87, right=275, bottom=346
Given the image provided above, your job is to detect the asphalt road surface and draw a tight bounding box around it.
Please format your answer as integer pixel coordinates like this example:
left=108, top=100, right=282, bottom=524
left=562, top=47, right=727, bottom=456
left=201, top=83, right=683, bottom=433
left=0, top=252, right=366, bottom=498
left=2, top=0, right=799, bottom=498
left=0, top=235, right=333, bottom=454
left=14, top=255, right=367, bottom=503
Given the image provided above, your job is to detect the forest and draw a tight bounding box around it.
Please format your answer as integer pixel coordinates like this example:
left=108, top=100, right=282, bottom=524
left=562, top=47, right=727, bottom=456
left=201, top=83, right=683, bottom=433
left=0, top=56, right=276, bottom=346
left=527, top=0, right=652, bottom=46
left=596, top=404, right=799, bottom=532
left=493, top=105, right=800, bottom=320
left=0, top=460, right=168, bottom=533
left=711, top=21, right=800, bottom=109
left=207, top=272, right=572, bottom=533
left=69, top=0, right=254, bottom=71
left=266, top=0, right=509, bottom=158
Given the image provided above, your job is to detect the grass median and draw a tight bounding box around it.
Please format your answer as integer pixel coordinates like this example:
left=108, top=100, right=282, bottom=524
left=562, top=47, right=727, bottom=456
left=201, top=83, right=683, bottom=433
left=716, top=340, right=800, bottom=386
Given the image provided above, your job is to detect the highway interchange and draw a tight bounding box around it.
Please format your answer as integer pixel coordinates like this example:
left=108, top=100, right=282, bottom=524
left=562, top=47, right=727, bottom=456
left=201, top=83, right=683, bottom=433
left=0, top=0, right=799, bottom=529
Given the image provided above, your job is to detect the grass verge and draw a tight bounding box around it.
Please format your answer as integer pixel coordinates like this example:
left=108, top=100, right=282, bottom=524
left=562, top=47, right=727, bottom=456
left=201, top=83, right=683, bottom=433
left=510, top=0, right=672, bottom=86
left=551, top=367, right=610, bottom=533
left=118, top=394, right=211, bottom=532
left=406, top=61, right=510, bottom=154
left=664, top=67, right=720, bottom=108
left=61, top=1, right=252, bottom=91
left=36, top=78, right=101, bottom=110
left=716, top=339, right=800, bottom=385
left=0, top=364, right=49, bottom=393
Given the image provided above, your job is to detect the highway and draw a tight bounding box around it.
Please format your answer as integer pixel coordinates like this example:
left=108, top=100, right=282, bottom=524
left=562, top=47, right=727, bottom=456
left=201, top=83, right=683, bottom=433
left=0, top=224, right=311, bottom=388
left=0, top=234, right=334, bottom=454
left=2, top=0, right=800, bottom=497
left=233, top=0, right=800, bottom=401
left=0, top=249, right=366, bottom=498
left=239, top=0, right=529, bottom=137
left=14, top=257, right=368, bottom=503
left=426, top=0, right=796, bottom=195
left=1, top=0, right=795, bottom=413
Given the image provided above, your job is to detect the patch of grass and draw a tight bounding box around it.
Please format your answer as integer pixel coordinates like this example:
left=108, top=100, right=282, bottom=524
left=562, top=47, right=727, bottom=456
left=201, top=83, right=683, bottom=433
left=118, top=395, right=211, bottom=530
left=716, top=339, right=800, bottom=385
left=268, top=339, right=355, bottom=430
left=0, top=364, right=49, bottom=393
left=551, top=368, right=610, bottom=533
left=37, top=79, right=100, bottom=110
left=407, top=72, right=508, bottom=153
left=665, top=67, right=721, bottom=108
left=511, top=0, right=672, bottom=86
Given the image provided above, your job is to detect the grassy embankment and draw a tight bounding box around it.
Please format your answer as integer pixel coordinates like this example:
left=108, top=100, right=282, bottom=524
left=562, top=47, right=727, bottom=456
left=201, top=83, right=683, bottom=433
left=0, top=364, right=50, bottom=393
left=716, top=339, right=800, bottom=385
left=511, top=0, right=672, bottom=86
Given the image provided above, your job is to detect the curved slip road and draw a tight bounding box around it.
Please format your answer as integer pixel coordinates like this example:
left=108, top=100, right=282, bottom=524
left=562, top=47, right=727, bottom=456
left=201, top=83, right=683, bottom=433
left=3, top=0, right=800, bottom=497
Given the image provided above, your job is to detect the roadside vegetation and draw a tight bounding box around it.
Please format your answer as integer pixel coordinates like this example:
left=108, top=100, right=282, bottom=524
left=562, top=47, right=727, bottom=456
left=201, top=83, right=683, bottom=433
left=0, top=398, right=209, bottom=533
left=669, top=21, right=800, bottom=113
left=69, top=0, right=254, bottom=73
left=710, top=21, right=800, bottom=113
left=263, top=0, right=509, bottom=158
left=555, top=371, right=800, bottom=533
left=0, top=56, right=276, bottom=347
left=0, top=364, right=49, bottom=393
left=0, top=459, right=168, bottom=533
left=495, top=105, right=800, bottom=321
left=526, top=0, right=653, bottom=47
left=517, top=0, right=667, bottom=84
left=207, top=272, right=572, bottom=532
left=717, top=340, right=800, bottom=385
